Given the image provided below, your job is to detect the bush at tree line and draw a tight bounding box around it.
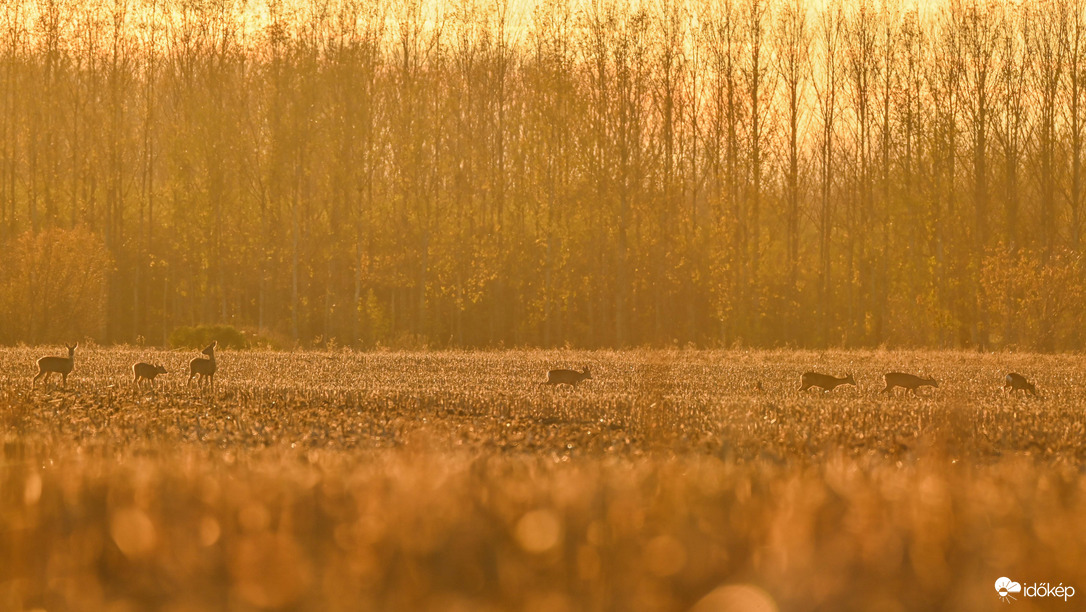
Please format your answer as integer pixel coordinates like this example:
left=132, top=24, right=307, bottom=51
left=169, top=325, right=254, bottom=350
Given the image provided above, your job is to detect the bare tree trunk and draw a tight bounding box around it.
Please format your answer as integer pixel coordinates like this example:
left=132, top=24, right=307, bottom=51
left=777, top=0, right=809, bottom=340
left=815, top=2, right=843, bottom=345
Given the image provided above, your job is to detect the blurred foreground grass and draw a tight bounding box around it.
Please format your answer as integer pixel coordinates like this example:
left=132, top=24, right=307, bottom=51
left=2, top=348, right=1085, bottom=611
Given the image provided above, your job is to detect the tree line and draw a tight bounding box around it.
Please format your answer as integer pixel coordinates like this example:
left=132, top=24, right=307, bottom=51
left=0, top=0, right=1083, bottom=350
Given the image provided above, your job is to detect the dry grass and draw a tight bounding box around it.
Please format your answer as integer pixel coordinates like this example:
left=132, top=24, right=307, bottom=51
left=2, top=347, right=1086, bottom=611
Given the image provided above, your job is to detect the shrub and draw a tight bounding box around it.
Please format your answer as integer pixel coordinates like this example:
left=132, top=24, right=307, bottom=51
left=169, top=325, right=250, bottom=350
left=0, top=228, right=112, bottom=344
left=981, top=247, right=1086, bottom=351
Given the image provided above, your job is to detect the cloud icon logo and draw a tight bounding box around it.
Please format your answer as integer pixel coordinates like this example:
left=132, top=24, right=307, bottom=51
left=996, top=577, right=1022, bottom=602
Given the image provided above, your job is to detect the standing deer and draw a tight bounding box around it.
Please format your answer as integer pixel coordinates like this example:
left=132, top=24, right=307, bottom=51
left=133, top=362, right=168, bottom=390
left=1003, top=372, right=1038, bottom=397
left=799, top=372, right=856, bottom=393
left=882, top=372, right=938, bottom=396
left=188, top=341, right=217, bottom=388
left=33, top=343, right=77, bottom=387
left=540, top=366, right=592, bottom=389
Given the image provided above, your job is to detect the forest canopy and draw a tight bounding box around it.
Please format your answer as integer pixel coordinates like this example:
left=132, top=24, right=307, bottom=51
left=0, top=0, right=1083, bottom=349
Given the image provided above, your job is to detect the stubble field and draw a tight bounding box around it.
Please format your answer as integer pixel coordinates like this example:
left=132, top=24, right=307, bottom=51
left=2, top=347, right=1086, bottom=612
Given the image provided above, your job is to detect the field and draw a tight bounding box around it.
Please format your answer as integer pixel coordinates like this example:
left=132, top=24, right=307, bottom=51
left=2, top=347, right=1086, bottom=612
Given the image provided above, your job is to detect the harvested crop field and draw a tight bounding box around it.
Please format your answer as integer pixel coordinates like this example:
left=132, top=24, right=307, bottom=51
left=2, top=348, right=1085, bottom=611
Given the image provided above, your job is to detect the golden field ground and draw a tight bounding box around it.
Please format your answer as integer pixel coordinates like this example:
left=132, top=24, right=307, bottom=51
left=2, top=347, right=1086, bottom=612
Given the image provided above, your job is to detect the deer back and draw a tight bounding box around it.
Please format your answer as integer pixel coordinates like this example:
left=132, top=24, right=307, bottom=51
left=802, top=372, right=852, bottom=389
left=190, top=355, right=217, bottom=375
left=547, top=367, right=589, bottom=385
left=885, top=372, right=936, bottom=389
left=37, top=355, right=74, bottom=374
left=134, top=362, right=166, bottom=379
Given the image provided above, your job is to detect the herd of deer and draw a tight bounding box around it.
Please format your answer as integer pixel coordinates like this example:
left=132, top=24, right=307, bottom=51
left=539, top=367, right=1039, bottom=397
left=31, top=342, right=218, bottom=390
left=798, top=370, right=1039, bottom=397
left=29, top=347, right=1039, bottom=398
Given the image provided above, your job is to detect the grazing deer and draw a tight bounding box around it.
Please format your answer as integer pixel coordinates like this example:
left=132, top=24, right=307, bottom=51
left=1003, top=372, right=1038, bottom=397
left=799, top=372, right=856, bottom=393
left=188, top=341, right=217, bottom=388
left=882, top=372, right=938, bottom=396
left=33, top=343, right=77, bottom=387
left=133, top=362, right=168, bottom=390
left=540, top=366, right=592, bottom=389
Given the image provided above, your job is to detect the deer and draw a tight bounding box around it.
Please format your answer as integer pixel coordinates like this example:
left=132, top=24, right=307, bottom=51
left=188, top=341, right=217, bottom=388
left=33, top=343, right=77, bottom=387
left=133, top=362, right=168, bottom=390
left=1003, top=372, right=1038, bottom=397
left=882, top=372, right=938, bottom=396
left=799, top=372, right=856, bottom=393
left=540, top=366, right=592, bottom=389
